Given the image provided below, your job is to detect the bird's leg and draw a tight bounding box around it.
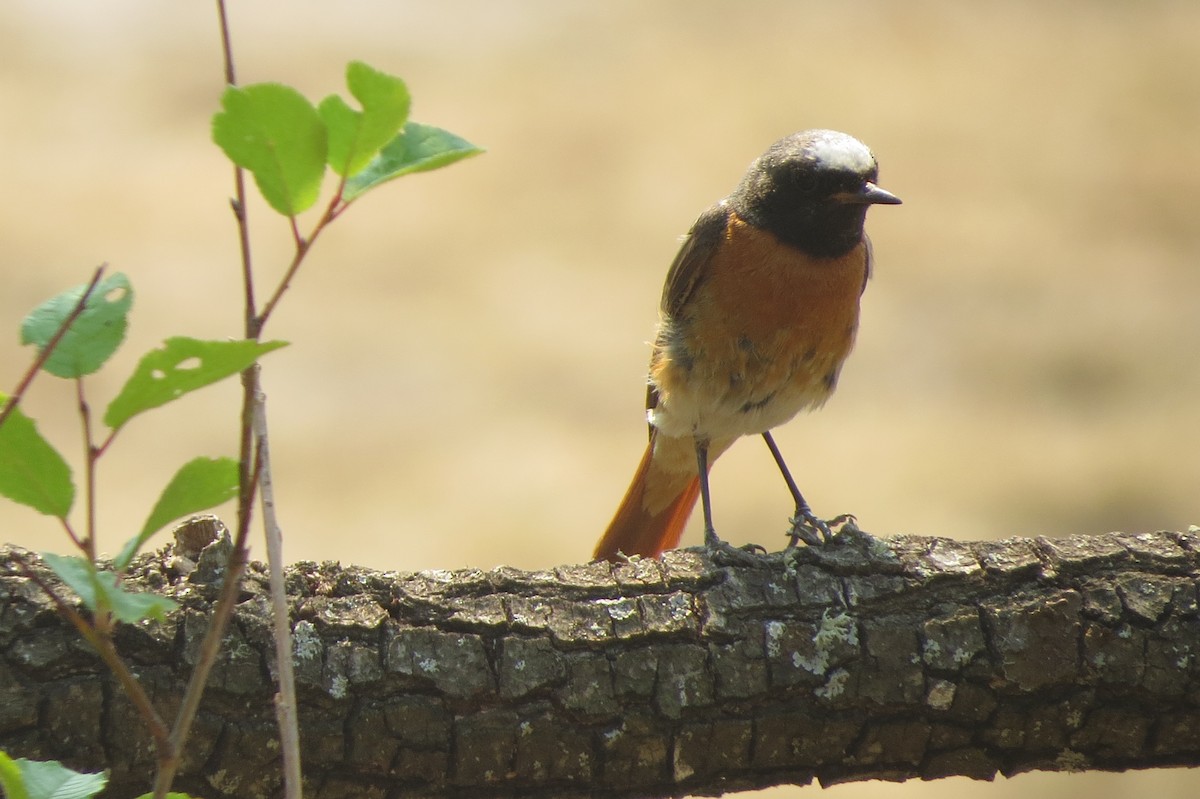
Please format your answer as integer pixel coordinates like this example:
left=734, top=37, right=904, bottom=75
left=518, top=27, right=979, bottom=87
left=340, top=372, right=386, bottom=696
left=761, top=431, right=847, bottom=547
left=694, top=437, right=719, bottom=547
left=695, top=437, right=765, bottom=563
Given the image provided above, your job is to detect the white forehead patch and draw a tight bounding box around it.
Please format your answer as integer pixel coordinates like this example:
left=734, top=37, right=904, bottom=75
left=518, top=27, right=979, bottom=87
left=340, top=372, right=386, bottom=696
left=808, top=130, right=875, bottom=173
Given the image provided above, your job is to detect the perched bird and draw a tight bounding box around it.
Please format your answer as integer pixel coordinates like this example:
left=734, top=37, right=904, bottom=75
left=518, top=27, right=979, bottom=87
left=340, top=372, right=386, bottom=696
left=594, top=129, right=900, bottom=561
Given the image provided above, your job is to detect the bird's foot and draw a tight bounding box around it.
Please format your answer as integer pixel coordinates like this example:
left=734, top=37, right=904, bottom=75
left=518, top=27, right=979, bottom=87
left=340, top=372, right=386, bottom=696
left=786, top=510, right=857, bottom=548
left=703, top=527, right=767, bottom=566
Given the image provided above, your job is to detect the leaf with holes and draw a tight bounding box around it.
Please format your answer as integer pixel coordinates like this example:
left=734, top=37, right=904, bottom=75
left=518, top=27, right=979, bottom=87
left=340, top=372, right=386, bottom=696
left=0, top=393, right=74, bottom=518
left=114, top=456, right=239, bottom=570
left=103, top=337, right=288, bottom=431
left=20, top=272, right=133, bottom=378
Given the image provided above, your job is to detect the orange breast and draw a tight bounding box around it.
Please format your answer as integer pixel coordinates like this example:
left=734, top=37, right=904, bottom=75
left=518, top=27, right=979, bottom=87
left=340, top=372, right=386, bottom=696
left=650, top=213, right=867, bottom=439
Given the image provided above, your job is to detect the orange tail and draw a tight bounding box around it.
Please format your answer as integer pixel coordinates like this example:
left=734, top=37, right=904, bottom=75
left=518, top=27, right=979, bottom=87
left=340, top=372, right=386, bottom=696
left=593, top=436, right=701, bottom=561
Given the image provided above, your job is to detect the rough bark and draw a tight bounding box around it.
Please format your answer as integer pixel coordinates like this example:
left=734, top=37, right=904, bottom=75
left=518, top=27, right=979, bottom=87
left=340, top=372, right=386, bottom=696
left=2, top=528, right=1200, bottom=799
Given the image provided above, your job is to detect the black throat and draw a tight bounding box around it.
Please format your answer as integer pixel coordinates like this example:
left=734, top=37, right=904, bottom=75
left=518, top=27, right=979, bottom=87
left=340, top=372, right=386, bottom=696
left=741, top=198, right=869, bottom=259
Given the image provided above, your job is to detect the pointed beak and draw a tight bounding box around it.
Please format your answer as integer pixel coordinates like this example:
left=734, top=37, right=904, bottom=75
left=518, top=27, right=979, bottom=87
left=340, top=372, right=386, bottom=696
left=836, top=181, right=902, bottom=206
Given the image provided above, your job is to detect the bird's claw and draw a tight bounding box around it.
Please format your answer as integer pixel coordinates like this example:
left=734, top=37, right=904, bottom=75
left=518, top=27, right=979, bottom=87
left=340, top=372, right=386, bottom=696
left=787, top=511, right=857, bottom=548
left=703, top=529, right=768, bottom=566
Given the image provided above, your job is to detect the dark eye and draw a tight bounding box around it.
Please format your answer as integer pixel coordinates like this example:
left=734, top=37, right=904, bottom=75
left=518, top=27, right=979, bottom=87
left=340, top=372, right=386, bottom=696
left=832, top=174, right=864, bottom=196
left=790, top=171, right=819, bottom=194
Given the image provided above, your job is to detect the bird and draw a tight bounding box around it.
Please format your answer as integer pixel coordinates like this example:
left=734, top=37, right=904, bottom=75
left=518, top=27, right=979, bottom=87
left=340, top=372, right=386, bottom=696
left=593, top=129, right=901, bottom=562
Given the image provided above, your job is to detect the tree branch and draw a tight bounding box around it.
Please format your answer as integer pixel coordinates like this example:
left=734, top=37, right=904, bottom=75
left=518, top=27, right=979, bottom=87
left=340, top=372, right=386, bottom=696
left=2, top=528, right=1199, bottom=798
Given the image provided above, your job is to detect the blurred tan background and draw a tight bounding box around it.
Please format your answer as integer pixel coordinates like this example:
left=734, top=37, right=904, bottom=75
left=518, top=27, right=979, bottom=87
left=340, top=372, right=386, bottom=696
left=3, top=1, right=1199, bottom=797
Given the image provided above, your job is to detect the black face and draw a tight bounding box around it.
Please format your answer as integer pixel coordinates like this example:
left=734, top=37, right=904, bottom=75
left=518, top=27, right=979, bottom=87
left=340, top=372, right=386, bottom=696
left=774, top=155, right=880, bottom=203
left=730, top=130, right=895, bottom=258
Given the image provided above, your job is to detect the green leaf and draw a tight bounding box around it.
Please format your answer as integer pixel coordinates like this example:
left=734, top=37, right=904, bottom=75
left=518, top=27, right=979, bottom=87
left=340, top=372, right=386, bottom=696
left=104, top=337, right=288, bottom=431
left=0, top=751, right=30, bottom=799
left=320, top=61, right=410, bottom=178
left=343, top=122, right=483, bottom=200
left=114, top=457, right=238, bottom=570
left=212, top=83, right=327, bottom=216
left=41, top=553, right=177, bottom=623
left=39, top=553, right=102, bottom=611
left=0, top=394, right=73, bottom=518
left=20, top=273, right=133, bottom=379
left=102, top=578, right=178, bottom=624
left=0, top=754, right=106, bottom=799
left=133, top=794, right=193, bottom=799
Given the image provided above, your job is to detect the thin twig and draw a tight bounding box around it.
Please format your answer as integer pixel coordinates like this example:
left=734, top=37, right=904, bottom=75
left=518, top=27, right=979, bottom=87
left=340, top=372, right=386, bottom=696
left=75, top=379, right=98, bottom=561
left=215, top=0, right=238, bottom=86
left=253, top=387, right=303, bottom=799
left=236, top=367, right=259, bottom=534
left=216, top=0, right=260, bottom=550
left=288, top=216, right=304, bottom=250
left=96, top=426, right=120, bottom=458
left=235, top=192, right=256, bottom=336
left=0, top=264, right=106, bottom=431
left=151, top=448, right=263, bottom=799
left=60, top=517, right=86, bottom=552
left=255, top=184, right=345, bottom=331
left=183, top=7, right=340, bottom=798
left=147, top=5, right=260, bottom=798
left=222, top=0, right=254, bottom=329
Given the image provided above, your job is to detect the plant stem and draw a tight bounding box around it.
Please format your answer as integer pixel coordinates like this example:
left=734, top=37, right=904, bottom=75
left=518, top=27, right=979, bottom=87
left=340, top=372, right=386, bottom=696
left=151, top=448, right=262, bottom=799
left=254, top=388, right=303, bottom=799
left=221, top=5, right=255, bottom=330
left=76, top=379, right=98, bottom=561
left=215, top=0, right=238, bottom=86
left=60, top=517, right=86, bottom=552
left=158, top=6, right=342, bottom=797
left=146, top=4, right=264, bottom=798
left=255, top=187, right=342, bottom=333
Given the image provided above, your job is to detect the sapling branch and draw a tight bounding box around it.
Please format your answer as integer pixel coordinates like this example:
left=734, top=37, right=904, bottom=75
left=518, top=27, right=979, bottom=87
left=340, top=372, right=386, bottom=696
left=152, top=445, right=263, bottom=799
left=144, top=5, right=273, bottom=798
left=75, top=378, right=98, bottom=561
left=255, top=183, right=345, bottom=333
left=59, top=516, right=85, bottom=552
left=0, top=7, right=483, bottom=797
left=254, top=388, right=303, bottom=799
left=96, top=427, right=119, bottom=458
